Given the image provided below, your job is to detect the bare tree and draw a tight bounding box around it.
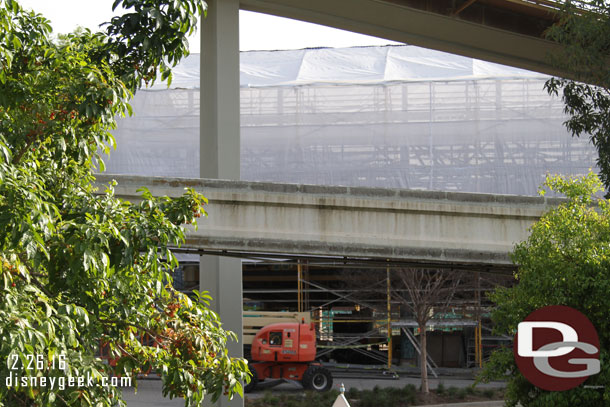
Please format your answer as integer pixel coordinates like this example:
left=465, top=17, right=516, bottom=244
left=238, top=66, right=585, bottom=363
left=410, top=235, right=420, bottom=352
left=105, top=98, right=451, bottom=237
left=392, top=268, right=464, bottom=393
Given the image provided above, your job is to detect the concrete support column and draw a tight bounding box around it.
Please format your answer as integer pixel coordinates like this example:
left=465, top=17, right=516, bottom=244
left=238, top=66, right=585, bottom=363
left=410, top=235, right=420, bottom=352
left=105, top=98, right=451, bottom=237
left=200, top=1, right=243, bottom=406
left=199, top=255, right=243, bottom=406
left=200, top=0, right=240, bottom=180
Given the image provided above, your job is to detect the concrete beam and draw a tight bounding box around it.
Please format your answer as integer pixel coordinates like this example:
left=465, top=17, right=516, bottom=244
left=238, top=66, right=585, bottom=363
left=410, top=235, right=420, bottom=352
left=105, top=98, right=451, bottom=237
left=95, top=174, right=561, bottom=269
left=240, top=0, right=566, bottom=77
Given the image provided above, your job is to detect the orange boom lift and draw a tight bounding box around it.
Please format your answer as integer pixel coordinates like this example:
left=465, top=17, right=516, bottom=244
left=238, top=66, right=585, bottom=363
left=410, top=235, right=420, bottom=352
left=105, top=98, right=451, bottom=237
left=245, top=321, right=332, bottom=392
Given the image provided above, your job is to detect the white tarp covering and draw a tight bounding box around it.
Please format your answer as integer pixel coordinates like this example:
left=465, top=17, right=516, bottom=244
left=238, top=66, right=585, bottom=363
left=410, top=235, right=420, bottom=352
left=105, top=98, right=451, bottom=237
left=105, top=45, right=598, bottom=196
left=150, top=45, right=546, bottom=89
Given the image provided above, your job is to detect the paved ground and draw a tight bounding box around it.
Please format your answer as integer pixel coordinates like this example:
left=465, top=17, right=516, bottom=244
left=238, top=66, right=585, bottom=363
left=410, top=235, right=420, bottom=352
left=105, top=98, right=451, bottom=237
left=122, top=375, right=507, bottom=406
left=121, top=379, right=183, bottom=407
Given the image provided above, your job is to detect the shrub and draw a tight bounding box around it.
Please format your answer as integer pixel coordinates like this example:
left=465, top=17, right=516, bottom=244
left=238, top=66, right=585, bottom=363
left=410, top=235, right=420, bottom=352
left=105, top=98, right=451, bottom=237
left=436, top=382, right=446, bottom=395
left=399, top=384, right=417, bottom=404
left=247, top=383, right=417, bottom=407
left=260, top=391, right=280, bottom=406
left=346, top=387, right=360, bottom=399
left=349, top=385, right=416, bottom=407
left=482, top=388, right=496, bottom=398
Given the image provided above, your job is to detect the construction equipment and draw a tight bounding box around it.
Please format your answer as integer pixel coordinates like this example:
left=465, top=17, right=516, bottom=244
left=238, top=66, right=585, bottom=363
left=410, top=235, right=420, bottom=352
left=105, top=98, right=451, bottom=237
left=245, top=321, right=333, bottom=393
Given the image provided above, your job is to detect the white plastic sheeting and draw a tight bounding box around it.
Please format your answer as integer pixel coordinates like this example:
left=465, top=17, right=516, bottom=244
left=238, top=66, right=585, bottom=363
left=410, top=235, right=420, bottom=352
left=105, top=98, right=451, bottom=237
left=151, top=45, right=547, bottom=88
left=105, top=45, right=598, bottom=196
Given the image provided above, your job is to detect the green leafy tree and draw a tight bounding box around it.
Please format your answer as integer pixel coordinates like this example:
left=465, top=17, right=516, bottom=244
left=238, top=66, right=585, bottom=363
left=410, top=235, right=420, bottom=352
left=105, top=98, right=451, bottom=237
left=480, top=173, right=610, bottom=406
left=544, top=1, right=610, bottom=193
left=0, top=0, right=249, bottom=406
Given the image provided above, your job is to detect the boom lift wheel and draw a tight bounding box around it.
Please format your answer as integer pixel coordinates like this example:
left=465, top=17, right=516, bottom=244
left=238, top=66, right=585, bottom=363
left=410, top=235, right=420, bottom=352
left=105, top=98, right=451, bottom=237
left=244, top=366, right=258, bottom=393
left=302, top=365, right=333, bottom=392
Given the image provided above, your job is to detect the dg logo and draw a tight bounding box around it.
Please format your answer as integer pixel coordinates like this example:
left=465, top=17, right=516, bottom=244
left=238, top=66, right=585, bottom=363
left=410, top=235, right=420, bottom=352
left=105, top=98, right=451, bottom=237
left=514, top=305, right=600, bottom=391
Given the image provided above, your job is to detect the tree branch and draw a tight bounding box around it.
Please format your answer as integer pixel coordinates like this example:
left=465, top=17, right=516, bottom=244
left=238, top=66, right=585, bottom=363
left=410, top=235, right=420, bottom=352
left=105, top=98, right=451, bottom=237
left=14, top=253, right=54, bottom=298
left=99, top=318, right=171, bottom=345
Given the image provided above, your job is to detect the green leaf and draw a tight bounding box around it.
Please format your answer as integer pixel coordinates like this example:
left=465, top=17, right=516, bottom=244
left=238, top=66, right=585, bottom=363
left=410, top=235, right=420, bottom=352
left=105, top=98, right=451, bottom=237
left=12, top=35, right=21, bottom=50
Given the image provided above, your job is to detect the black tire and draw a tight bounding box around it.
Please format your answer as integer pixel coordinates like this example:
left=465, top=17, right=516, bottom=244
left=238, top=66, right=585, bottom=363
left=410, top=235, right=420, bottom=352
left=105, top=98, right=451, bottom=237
left=244, top=366, right=258, bottom=393
left=302, top=366, right=333, bottom=392
left=243, top=345, right=252, bottom=362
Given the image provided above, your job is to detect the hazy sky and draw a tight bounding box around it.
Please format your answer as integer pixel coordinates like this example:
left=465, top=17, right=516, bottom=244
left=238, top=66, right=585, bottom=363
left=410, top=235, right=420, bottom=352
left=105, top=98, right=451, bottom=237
left=17, top=0, right=402, bottom=52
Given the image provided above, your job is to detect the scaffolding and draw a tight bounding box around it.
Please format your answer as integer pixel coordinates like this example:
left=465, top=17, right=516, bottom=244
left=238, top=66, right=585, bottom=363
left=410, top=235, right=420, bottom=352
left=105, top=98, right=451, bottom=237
left=106, top=46, right=597, bottom=197
left=241, top=255, right=514, bottom=370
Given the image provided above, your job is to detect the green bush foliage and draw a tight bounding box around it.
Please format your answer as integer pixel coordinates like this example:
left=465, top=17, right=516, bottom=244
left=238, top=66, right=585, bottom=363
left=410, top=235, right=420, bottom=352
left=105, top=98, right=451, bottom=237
left=480, top=173, right=610, bottom=406
left=245, top=383, right=502, bottom=406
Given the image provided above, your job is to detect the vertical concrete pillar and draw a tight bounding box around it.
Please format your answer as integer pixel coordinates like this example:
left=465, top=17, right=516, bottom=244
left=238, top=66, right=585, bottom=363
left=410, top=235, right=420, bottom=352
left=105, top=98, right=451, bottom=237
left=200, top=0, right=240, bottom=180
left=200, top=1, right=243, bottom=406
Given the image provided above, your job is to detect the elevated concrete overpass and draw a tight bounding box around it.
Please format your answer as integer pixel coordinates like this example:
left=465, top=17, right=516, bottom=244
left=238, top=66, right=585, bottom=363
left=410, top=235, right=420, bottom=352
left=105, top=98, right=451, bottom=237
left=240, top=0, right=566, bottom=78
left=95, top=174, right=558, bottom=271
